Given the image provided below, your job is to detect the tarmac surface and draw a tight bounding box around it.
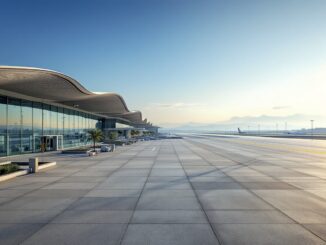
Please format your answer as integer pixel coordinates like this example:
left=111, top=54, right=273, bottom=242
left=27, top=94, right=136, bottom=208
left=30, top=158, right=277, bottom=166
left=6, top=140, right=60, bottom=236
left=0, top=135, right=326, bottom=244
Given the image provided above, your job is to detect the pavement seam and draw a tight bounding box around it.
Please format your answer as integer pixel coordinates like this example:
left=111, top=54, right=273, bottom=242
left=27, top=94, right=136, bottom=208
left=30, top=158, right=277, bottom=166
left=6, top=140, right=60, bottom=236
left=172, top=140, right=222, bottom=245
left=118, top=141, right=161, bottom=245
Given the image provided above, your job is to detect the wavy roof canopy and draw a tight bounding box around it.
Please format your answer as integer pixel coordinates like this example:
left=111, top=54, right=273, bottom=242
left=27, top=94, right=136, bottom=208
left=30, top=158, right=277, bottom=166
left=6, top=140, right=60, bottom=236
left=106, top=111, right=143, bottom=124
left=0, top=66, right=145, bottom=124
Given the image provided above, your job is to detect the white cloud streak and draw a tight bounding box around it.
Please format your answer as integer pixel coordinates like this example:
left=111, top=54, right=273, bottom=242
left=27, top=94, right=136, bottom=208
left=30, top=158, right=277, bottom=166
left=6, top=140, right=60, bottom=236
left=149, top=102, right=207, bottom=109
left=272, top=106, right=291, bottom=110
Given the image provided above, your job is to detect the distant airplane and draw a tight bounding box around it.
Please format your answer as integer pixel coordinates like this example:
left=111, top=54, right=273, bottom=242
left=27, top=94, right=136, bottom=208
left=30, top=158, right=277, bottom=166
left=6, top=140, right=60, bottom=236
left=238, top=128, right=246, bottom=134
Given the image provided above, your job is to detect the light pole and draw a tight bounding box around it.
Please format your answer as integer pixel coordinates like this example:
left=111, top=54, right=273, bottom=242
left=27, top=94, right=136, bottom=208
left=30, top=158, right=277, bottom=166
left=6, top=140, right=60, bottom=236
left=310, top=120, right=314, bottom=139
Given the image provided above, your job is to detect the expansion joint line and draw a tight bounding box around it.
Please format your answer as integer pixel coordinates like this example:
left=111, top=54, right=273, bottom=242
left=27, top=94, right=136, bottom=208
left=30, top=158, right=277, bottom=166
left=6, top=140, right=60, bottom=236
left=171, top=140, right=222, bottom=245
left=118, top=141, right=162, bottom=245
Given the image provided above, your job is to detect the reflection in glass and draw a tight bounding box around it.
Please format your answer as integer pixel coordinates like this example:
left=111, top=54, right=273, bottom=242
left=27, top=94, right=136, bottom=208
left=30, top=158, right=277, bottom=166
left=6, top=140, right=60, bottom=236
left=8, top=98, right=21, bottom=155
left=43, top=104, right=51, bottom=135
left=33, top=102, right=43, bottom=152
left=0, top=96, right=7, bottom=156
left=58, top=107, right=64, bottom=135
left=0, top=96, right=100, bottom=155
left=50, top=106, right=58, bottom=135
left=21, top=100, right=33, bottom=153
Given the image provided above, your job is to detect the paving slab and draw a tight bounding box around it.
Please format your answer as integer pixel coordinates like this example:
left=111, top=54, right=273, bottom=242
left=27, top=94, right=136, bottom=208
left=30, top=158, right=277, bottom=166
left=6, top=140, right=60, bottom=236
left=282, top=210, right=326, bottom=224
left=22, top=224, right=126, bottom=245
left=253, top=190, right=326, bottom=211
left=25, top=189, right=89, bottom=197
left=0, top=197, right=77, bottom=210
left=305, top=224, right=326, bottom=241
left=213, top=224, right=324, bottom=245
left=197, top=190, right=273, bottom=210
left=0, top=224, right=43, bottom=245
left=86, top=189, right=142, bottom=197
left=121, top=224, right=219, bottom=245
left=52, top=210, right=133, bottom=224
left=144, top=181, right=192, bottom=190
left=0, top=210, right=60, bottom=223
left=131, top=210, right=207, bottom=223
left=192, top=181, right=244, bottom=190
left=42, top=182, right=98, bottom=190
left=141, top=189, right=196, bottom=197
left=207, top=210, right=293, bottom=224
left=69, top=197, right=138, bottom=210
left=136, top=195, right=201, bottom=210
left=240, top=181, right=298, bottom=190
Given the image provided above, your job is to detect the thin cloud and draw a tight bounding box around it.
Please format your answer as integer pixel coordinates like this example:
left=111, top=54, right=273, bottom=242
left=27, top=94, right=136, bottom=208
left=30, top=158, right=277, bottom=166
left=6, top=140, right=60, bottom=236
left=151, top=102, right=207, bottom=109
left=272, top=105, right=291, bottom=110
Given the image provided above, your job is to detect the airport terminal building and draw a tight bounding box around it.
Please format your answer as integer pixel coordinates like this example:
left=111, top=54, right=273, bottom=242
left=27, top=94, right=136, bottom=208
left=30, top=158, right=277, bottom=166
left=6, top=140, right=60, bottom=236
left=0, top=66, right=155, bottom=157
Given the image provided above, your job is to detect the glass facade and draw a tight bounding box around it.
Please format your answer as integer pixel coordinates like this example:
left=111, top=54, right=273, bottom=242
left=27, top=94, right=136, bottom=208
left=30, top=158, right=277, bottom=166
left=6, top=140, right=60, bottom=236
left=0, top=96, right=101, bottom=156
left=0, top=97, right=7, bottom=157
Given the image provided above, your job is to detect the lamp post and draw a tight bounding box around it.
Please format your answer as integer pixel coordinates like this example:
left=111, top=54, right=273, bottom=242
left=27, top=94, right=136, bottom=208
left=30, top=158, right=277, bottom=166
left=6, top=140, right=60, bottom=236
left=310, top=120, right=314, bottom=139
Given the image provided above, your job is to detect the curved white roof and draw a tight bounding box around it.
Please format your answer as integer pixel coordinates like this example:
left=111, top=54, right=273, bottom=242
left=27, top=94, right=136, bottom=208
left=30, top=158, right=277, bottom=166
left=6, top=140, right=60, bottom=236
left=0, top=66, right=147, bottom=125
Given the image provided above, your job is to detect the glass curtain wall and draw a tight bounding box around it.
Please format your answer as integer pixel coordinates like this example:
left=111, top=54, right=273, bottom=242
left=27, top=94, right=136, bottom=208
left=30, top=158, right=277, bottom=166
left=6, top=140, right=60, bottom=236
left=21, top=100, right=33, bottom=153
left=33, top=102, right=43, bottom=152
left=50, top=105, right=58, bottom=135
left=0, top=96, right=101, bottom=156
left=8, top=98, right=21, bottom=155
left=0, top=96, right=7, bottom=157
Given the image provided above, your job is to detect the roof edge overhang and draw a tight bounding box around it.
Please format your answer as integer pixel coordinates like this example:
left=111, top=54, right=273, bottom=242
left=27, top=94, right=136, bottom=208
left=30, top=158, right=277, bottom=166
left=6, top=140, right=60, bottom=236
left=0, top=66, right=150, bottom=125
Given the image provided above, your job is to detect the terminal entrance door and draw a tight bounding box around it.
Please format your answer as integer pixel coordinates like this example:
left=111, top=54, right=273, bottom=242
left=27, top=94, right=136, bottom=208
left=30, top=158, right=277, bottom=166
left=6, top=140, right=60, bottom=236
left=41, top=135, right=63, bottom=152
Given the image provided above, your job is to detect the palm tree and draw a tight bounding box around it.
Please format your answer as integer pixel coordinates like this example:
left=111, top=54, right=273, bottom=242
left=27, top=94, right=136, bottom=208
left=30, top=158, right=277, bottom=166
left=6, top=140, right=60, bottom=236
left=131, top=130, right=140, bottom=137
left=109, top=131, right=118, bottom=140
left=88, top=129, right=103, bottom=152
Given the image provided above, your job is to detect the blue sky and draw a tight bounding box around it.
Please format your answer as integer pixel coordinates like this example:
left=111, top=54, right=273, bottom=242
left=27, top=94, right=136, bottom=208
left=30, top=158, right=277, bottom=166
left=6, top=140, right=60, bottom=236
left=1, top=0, right=326, bottom=128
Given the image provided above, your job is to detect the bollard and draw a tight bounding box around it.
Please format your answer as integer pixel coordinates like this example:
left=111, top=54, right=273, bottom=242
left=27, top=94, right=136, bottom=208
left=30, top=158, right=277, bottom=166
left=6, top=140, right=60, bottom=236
left=29, top=158, right=39, bottom=173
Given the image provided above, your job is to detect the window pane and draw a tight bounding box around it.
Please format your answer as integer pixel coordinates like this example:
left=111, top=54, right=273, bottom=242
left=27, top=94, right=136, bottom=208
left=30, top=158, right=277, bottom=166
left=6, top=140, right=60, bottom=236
left=74, top=111, right=79, bottom=132
left=21, top=100, right=33, bottom=153
left=33, top=102, right=43, bottom=152
left=50, top=105, right=58, bottom=135
left=0, top=96, right=7, bottom=156
left=58, top=107, right=64, bottom=135
left=21, top=100, right=33, bottom=133
left=43, top=104, right=51, bottom=135
left=33, top=102, right=43, bottom=135
left=63, top=108, right=72, bottom=148
left=8, top=98, right=21, bottom=155
left=69, top=110, right=74, bottom=132
left=21, top=134, right=33, bottom=153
